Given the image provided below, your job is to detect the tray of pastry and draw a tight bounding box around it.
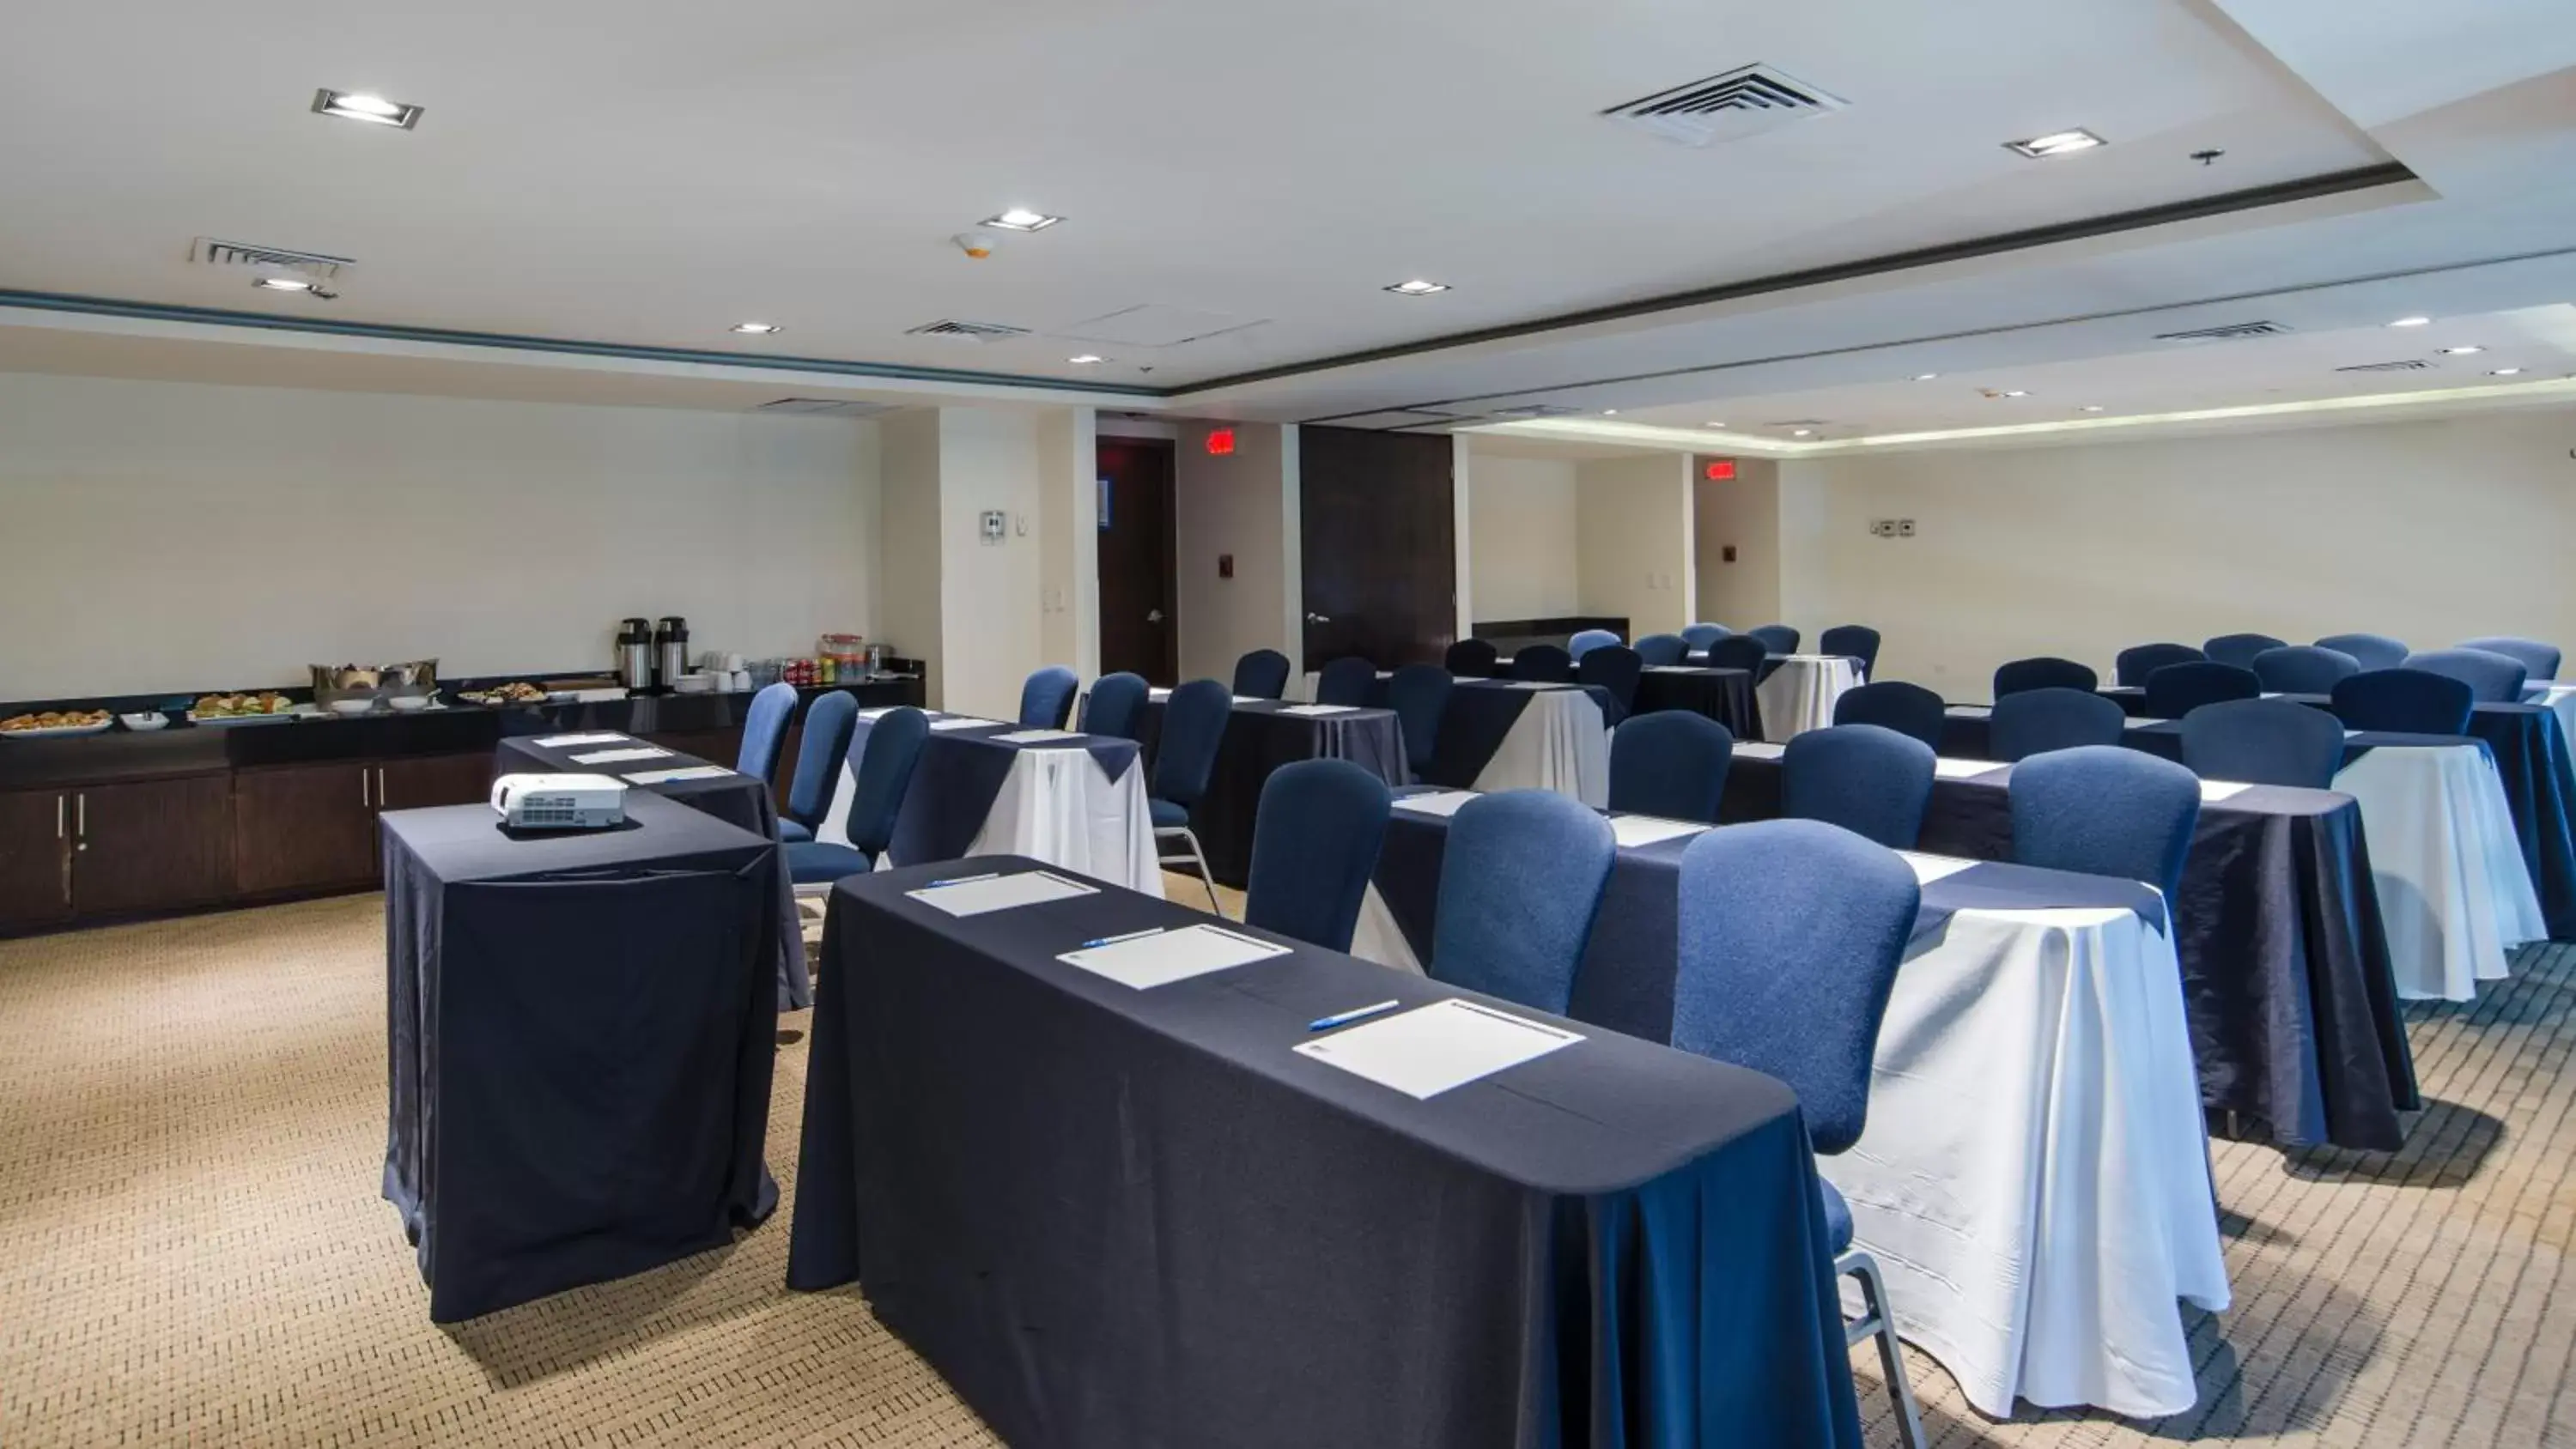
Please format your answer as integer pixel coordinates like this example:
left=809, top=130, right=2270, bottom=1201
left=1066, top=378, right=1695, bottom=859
left=187, top=692, right=313, bottom=724
left=1, top=709, right=114, bottom=738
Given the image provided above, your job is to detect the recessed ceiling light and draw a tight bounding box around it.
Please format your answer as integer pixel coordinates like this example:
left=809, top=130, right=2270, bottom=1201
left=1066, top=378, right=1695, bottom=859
left=2439, top=345, right=2484, bottom=355
left=1704, top=421, right=1727, bottom=428
left=1791, top=428, right=1815, bottom=437
left=2079, top=404, right=2105, bottom=412
left=1601, top=409, right=1619, bottom=415
left=1384, top=279, right=1450, bottom=296
left=254, top=277, right=315, bottom=292
left=982, top=208, right=1062, bottom=232
left=2491, top=367, right=2524, bottom=376
left=311, top=88, right=423, bottom=129
left=2002, top=390, right=2031, bottom=398
left=1911, top=373, right=1939, bottom=382
left=2388, top=316, right=2433, bottom=328
left=2004, top=127, right=2105, bottom=159
left=1068, top=355, right=1105, bottom=365
left=730, top=322, right=781, bottom=336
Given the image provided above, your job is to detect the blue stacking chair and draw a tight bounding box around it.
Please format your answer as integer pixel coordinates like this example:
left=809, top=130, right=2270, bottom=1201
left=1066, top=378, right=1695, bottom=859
left=735, top=681, right=798, bottom=782
left=2332, top=668, right=2474, bottom=735
left=2203, top=633, right=2287, bottom=670
left=1242, top=760, right=1392, bottom=952
left=1429, top=791, right=1615, bottom=1014
left=1386, top=664, right=1453, bottom=779
left=1672, top=819, right=1928, bottom=1448
left=2180, top=699, right=2345, bottom=789
left=1567, top=628, right=1622, bottom=660
left=2115, top=642, right=2204, bottom=688
left=1510, top=644, right=1575, bottom=682
left=1747, top=623, right=1801, bottom=655
left=787, top=706, right=927, bottom=887
left=1680, top=622, right=1729, bottom=653
left=1443, top=639, right=1498, bottom=676
left=1315, top=656, right=1378, bottom=707
left=1151, top=679, right=1235, bottom=912
left=2251, top=646, right=2360, bottom=696
left=1704, top=634, right=1769, bottom=672
left=1832, top=680, right=1945, bottom=750
left=1633, top=633, right=1688, bottom=667
left=2317, top=633, right=2409, bottom=671
left=2458, top=636, right=2560, bottom=682
left=2405, top=647, right=2529, bottom=702
left=1993, top=656, right=2097, bottom=699
left=1818, top=624, right=1882, bottom=677
left=2011, top=745, right=2201, bottom=903
left=1608, top=711, right=1734, bottom=822
left=1576, top=645, right=1643, bottom=726
left=1018, top=665, right=1079, bottom=729
left=1783, top=724, right=1936, bottom=847
left=1233, top=649, right=1291, bottom=700
left=1990, top=687, right=2126, bottom=761
left=1078, top=672, right=1150, bottom=742
left=775, top=689, right=859, bottom=844
left=2143, top=661, right=2260, bottom=719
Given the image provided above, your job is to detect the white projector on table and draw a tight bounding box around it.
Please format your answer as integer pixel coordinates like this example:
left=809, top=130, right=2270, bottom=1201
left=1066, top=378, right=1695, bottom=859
left=491, top=773, right=629, bottom=830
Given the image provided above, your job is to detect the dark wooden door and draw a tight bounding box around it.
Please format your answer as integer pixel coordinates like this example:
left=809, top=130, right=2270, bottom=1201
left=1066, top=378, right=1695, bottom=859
left=1298, top=427, right=1455, bottom=669
left=378, top=754, right=495, bottom=811
left=234, top=762, right=380, bottom=896
left=74, top=776, right=235, bottom=917
left=0, top=790, right=71, bottom=930
left=1097, top=437, right=1178, bottom=685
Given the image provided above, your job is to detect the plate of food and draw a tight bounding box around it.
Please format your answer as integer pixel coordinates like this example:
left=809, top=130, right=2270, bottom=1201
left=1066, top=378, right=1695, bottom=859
left=1, top=709, right=114, bottom=738
left=457, top=681, right=550, bottom=707
left=187, top=691, right=301, bottom=724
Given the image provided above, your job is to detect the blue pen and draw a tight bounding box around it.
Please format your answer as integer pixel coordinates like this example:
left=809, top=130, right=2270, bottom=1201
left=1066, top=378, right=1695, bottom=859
left=1080, top=927, right=1163, bottom=949
left=1308, top=999, right=1401, bottom=1032
left=928, top=871, right=1000, bottom=888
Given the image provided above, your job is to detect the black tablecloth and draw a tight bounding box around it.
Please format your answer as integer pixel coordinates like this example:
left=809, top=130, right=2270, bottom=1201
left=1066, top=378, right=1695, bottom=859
left=494, top=732, right=811, bottom=1009
left=789, top=858, right=1865, bottom=1449
left=380, top=793, right=781, bottom=1323
left=1137, top=699, right=1405, bottom=887
left=1937, top=712, right=2483, bottom=775
left=848, top=712, right=1139, bottom=865
left=1633, top=666, right=1761, bottom=738
left=1418, top=679, right=1615, bottom=791
left=1721, top=755, right=2418, bottom=1150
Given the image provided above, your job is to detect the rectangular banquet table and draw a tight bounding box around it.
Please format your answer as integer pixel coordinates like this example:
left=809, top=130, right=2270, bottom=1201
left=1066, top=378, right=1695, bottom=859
left=788, top=857, right=1866, bottom=1448
left=380, top=792, right=781, bottom=1323
left=1632, top=664, right=1761, bottom=738
left=1419, top=678, right=1609, bottom=803
left=1136, top=693, right=1405, bottom=888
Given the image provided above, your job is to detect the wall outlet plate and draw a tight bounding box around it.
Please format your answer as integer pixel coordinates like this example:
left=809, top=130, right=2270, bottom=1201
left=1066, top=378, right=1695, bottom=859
left=1897, top=518, right=1917, bottom=537
left=979, top=509, right=1006, bottom=542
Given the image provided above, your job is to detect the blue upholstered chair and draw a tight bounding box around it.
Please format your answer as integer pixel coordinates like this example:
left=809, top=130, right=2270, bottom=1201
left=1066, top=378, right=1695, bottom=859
left=1747, top=623, right=1801, bottom=655
left=1704, top=634, right=1769, bottom=672
left=1444, top=639, right=1499, bottom=677
left=775, top=688, right=859, bottom=845
left=1576, top=645, right=1643, bottom=726
left=2251, top=646, right=2360, bottom=696
left=1832, top=680, right=1946, bottom=750
left=1817, top=624, right=1882, bottom=677
left=787, top=706, right=927, bottom=886
left=1567, top=628, right=1621, bottom=660
left=1315, top=656, right=1378, bottom=707
left=2403, top=647, right=2528, bottom=703
left=2010, top=745, right=2201, bottom=903
left=1633, top=633, right=1688, bottom=667
left=1783, top=724, right=1937, bottom=848
left=1232, top=649, right=1291, bottom=700
left=1243, top=759, right=1391, bottom=952
left=1993, top=656, right=2098, bottom=699
left=1510, top=644, right=1575, bottom=683
left=1989, top=687, right=2126, bottom=761
left=1386, top=664, right=1453, bottom=778
left=2316, top=633, right=2409, bottom=671
left=1671, top=820, right=1928, bottom=1447
left=2179, top=699, right=2346, bottom=789
left=2332, top=668, right=2475, bottom=735
left=1607, top=711, right=1734, bottom=822
left=2143, top=661, right=2261, bottom=719
left=2203, top=633, right=2287, bottom=671
left=2458, top=636, right=2561, bottom=682
left=735, top=682, right=798, bottom=781
left=1018, top=665, right=1079, bottom=729
left=1078, top=672, right=1150, bottom=742
left=1680, top=622, right=1729, bottom=652
left=1429, top=791, right=1616, bottom=1015
left=2115, top=642, right=2204, bottom=688
left=1151, top=679, right=1234, bottom=912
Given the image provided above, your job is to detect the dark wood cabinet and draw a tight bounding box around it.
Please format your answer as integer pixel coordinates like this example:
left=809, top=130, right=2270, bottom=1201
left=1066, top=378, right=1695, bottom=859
left=378, top=754, right=492, bottom=811
left=234, top=763, right=380, bottom=897
left=0, top=789, right=72, bottom=931
left=73, top=776, right=234, bottom=916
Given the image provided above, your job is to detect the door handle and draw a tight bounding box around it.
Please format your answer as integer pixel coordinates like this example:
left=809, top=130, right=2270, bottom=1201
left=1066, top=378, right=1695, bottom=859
left=75, top=793, right=86, bottom=852
left=56, top=794, right=65, bottom=840
left=378, top=767, right=389, bottom=808
left=361, top=769, right=371, bottom=809
left=1305, top=611, right=1332, bottom=624
left=1146, top=609, right=1164, bottom=623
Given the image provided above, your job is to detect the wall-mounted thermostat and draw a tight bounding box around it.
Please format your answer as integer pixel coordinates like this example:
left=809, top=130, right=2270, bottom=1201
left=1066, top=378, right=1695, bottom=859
left=980, top=509, right=1006, bottom=543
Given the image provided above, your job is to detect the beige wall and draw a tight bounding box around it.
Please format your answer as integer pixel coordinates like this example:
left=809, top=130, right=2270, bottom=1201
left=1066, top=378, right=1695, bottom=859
left=1693, top=458, right=1782, bottom=631
left=1464, top=450, right=1581, bottom=622
left=1174, top=421, right=1301, bottom=683
left=1575, top=453, right=1695, bottom=638
left=1035, top=408, right=1101, bottom=683
left=875, top=409, right=945, bottom=704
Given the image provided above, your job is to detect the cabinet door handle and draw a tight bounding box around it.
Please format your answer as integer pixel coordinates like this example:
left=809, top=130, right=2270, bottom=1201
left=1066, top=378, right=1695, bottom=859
left=75, top=793, right=86, bottom=852
left=361, top=769, right=371, bottom=809
left=378, top=767, right=389, bottom=809
left=56, top=794, right=65, bottom=840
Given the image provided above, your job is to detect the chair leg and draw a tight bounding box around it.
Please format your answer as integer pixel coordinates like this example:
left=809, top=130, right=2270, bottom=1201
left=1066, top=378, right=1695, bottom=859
left=1838, top=1249, right=1926, bottom=1449
left=1155, top=826, right=1225, bottom=917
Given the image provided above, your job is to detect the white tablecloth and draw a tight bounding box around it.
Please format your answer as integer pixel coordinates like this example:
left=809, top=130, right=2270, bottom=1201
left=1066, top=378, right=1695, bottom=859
left=2331, top=743, right=2543, bottom=1001
left=2530, top=683, right=2576, bottom=745
left=824, top=749, right=1164, bottom=896
left=1474, top=688, right=1609, bottom=807
left=1756, top=655, right=1865, bottom=740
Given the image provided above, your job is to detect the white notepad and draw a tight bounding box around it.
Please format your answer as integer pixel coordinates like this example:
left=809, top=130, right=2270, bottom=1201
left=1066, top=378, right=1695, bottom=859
left=1733, top=741, right=1786, bottom=761
left=930, top=717, right=1000, bottom=731
left=624, top=764, right=735, bottom=785
left=2344, top=729, right=2366, bottom=739
left=1645, top=665, right=1704, bottom=674
left=1056, top=924, right=1291, bottom=989
left=1148, top=688, right=1172, bottom=700
left=905, top=870, right=1097, bottom=917
left=1943, top=705, right=1993, bottom=719
left=1506, top=681, right=1569, bottom=690
left=854, top=706, right=901, bottom=721
left=1279, top=704, right=1358, bottom=716
left=1932, top=757, right=2006, bottom=779
left=1296, top=999, right=1583, bottom=1100
left=1231, top=694, right=1265, bottom=705
left=1392, top=791, right=1480, bottom=817
left=2200, top=780, right=2255, bottom=803
left=993, top=729, right=1084, bottom=743
left=1897, top=852, right=1978, bottom=885
left=535, top=731, right=629, bottom=748
left=568, top=746, right=671, bottom=765
left=1609, top=815, right=1709, bottom=849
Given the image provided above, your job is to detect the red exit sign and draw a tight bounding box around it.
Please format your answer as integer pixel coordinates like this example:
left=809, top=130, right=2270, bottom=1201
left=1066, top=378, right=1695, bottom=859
left=1206, top=427, right=1236, bottom=457
left=1704, top=458, right=1737, bottom=481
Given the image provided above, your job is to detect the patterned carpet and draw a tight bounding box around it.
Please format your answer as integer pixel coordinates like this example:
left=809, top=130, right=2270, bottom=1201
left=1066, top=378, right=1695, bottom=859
left=2, top=891, right=2571, bottom=1447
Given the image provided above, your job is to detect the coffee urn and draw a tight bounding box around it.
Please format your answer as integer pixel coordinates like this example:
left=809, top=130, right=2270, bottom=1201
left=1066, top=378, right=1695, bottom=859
left=654, top=616, right=690, bottom=688
left=616, top=617, right=655, bottom=690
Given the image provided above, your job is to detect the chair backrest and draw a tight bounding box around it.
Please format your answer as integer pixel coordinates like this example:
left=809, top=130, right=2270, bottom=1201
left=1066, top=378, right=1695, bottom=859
left=1673, top=821, right=1919, bottom=1155
left=2331, top=667, right=2474, bottom=735
left=1680, top=623, right=1728, bottom=652
left=1816, top=624, right=1881, bottom=675
left=2403, top=647, right=2527, bottom=703
left=2458, top=636, right=2560, bottom=682
left=2315, top=633, right=2409, bottom=672
left=2179, top=698, right=2346, bottom=789
left=2113, top=642, right=2204, bottom=688
left=1386, top=663, right=1454, bottom=774
left=1633, top=633, right=1688, bottom=667
left=1990, top=686, right=2127, bottom=761
left=1704, top=634, right=1769, bottom=672
left=1567, top=628, right=1622, bottom=659
left=841, top=706, right=929, bottom=857
left=1243, top=759, right=1393, bottom=952
left=1430, top=791, right=1616, bottom=1014
left=1575, top=646, right=1643, bottom=712
left=784, top=689, right=860, bottom=828
left=1315, top=656, right=1379, bottom=707
left=1079, top=672, right=1150, bottom=741
left=1151, top=679, right=1233, bottom=808
left=1443, top=639, right=1499, bottom=676
left=1993, top=655, right=2098, bottom=698
left=735, top=681, right=798, bottom=779
left=2202, top=633, right=2288, bottom=670
left=1510, top=644, right=1575, bottom=682
left=2010, top=745, right=2201, bottom=902
left=1747, top=623, right=1801, bottom=655
left=1607, top=711, right=1734, bottom=822
left=1782, top=724, right=1937, bottom=848
left=2251, top=646, right=2360, bottom=696
left=2143, top=660, right=2261, bottom=719
left=1232, top=649, right=1292, bottom=700
left=1018, top=665, right=1079, bottom=730
left=1832, top=680, right=1946, bottom=749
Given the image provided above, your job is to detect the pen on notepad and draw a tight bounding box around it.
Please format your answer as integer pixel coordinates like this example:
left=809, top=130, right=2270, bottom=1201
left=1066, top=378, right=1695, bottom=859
left=1078, top=927, right=1163, bottom=949
left=1308, top=1000, right=1400, bottom=1032
left=927, top=871, right=1000, bottom=888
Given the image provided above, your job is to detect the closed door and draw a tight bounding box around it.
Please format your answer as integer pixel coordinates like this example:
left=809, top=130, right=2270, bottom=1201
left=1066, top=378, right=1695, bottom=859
left=0, top=791, right=70, bottom=930
left=1299, top=427, right=1455, bottom=669
left=234, top=762, right=380, bottom=895
left=75, top=776, right=234, bottom=916
left=1097, top=437, right=1178, bottom=685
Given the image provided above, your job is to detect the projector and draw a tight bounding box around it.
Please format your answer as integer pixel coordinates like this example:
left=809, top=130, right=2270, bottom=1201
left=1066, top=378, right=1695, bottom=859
left=490, top=773, right=628, bottom=830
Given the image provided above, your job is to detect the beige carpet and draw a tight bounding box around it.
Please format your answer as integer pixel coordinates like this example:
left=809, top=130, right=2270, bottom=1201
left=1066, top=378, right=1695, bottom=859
left=2, top=888, right=2572, bottom=1447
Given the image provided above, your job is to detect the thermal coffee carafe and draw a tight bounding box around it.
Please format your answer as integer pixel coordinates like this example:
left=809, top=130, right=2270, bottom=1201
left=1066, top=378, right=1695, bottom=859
left=654, top=616, right=690, bottom=688
left=616, top=617, right=655, bottom=690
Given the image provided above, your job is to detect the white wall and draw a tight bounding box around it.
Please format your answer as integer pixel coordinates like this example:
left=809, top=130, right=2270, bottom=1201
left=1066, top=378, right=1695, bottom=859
left=1174, top=421, right=1301, bottom=682
left=1780, top=407, right=2576, bottom=695
left=1575, top=453, right=1695, bottom=637
left=0, top=372, right=880, bottom=699
left=1464, top=451, right=1581, bottom=621
left=1693, top=458, right=1782, bottom=631
left=931, top=408, right=1051, bottom=719
left=1036, top=408, right=1100, bottom=683
left=875, top=408, right=945, bottom=703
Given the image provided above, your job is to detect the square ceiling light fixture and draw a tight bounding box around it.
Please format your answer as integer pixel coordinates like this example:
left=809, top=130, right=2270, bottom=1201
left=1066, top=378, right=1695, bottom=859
left=2004, top=127, right=2103, bottom=159
left=1384, top=279, right=1451, bottom=296
left=982, top=208, right=1062, bottom=232
left=312, top=88, right=423, bottom=129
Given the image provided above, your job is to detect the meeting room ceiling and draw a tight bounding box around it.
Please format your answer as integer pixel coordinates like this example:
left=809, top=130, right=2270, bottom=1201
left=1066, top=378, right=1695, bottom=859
left=1, top=0, right=2572, bottom=427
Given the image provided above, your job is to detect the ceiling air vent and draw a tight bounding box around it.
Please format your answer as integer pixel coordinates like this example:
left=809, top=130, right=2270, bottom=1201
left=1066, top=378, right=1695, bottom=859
left=2334, top=359, right=2434, bottom=373
left=1489, top=403, right=1590, bottom=420
left=2153, top=320, right=2291, bottom=343
left=903, top=318, right=1032, bottom=343
left=754, top=398, right=897, bottom=418
left=1601, top=64, right=1849, bottom=147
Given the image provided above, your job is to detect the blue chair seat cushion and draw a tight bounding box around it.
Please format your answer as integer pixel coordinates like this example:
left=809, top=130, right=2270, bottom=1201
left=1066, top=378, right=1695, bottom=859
left=1151, top=797, right=1190, bottom=829
left=786, top=840, right=877, bottom=885
left=777, top=819, right=814, bottom=844
left=1820, top=1176, right=1854, bottom=1257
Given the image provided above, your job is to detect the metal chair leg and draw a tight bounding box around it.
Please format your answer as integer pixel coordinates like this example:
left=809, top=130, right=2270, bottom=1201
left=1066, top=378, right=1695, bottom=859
left=1156, top=826, right=1225, bottom=917
left=1838, top=1249, right=1927, bottom=1449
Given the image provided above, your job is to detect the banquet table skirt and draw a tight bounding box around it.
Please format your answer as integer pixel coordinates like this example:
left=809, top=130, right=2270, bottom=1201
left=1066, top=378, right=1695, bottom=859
left=1423, top=682, right=1610, bottom=805
left=1632, top=665, right=1761, bottom=738
left=823, top=716, right=1161, bottom=894
left=1136, top=697, right=1406, bottom=888
left=1753, top=655, right=1864, bottom=740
